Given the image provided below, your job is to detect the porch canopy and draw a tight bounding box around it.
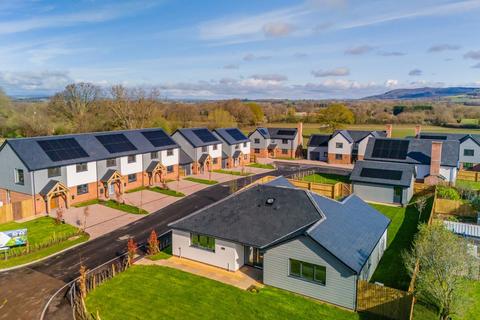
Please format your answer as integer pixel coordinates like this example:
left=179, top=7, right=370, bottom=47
left=101, top=169, right=123, bottom=197
left=146, top=160, right=167, bottom=185
left=39, top=180, right=70, bottom=213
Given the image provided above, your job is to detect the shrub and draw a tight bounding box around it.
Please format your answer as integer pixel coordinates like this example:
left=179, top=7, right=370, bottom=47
left=437, top=186, right=460, bottom=200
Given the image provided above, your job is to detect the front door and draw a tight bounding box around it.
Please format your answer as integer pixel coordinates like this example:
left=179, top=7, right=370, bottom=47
left=245, top=246, right=263, bottom=268
left=108, top=183, right=115, bottom=196
left=50, top=196, right=58, bottom=209
left=393, top=186, right=402, bottom=204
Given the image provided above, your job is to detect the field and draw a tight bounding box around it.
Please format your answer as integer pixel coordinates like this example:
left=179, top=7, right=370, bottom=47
left=86, top=265, right=360, bottom=320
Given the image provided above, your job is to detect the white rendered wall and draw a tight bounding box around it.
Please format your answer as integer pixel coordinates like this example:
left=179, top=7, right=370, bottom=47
left=120, top=155, right=143, bottom=175
left=328, top=134, right=352, bottom=155
left=65, top=161, right=97, bottom=187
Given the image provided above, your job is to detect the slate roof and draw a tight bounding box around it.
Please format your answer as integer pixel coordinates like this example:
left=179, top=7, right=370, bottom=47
left=213, top=128, right=249, bottom=145
left=417, top=132, right=480, bottom=147
left=222, top=151, right=228, bottom=160
left=101, top=169, right=118, bottom=182
left=3, top=128, right=178, bottom=171
left=170, top=178, right=390, bottom=274
left=350, top=160, right=415, bottom=187
left=198, top=153, right=209, bottom=164
left=173, top=127, right=221, bottom=148
left=232, top=150, right=242, bottom=158
left=146, top=161, right=159, bottom=173
left=178, top=149, right=193, bottom=165
left=364, top=137, right=459, bottom=167
left=333, top=130, right=387, bottom=144
left=268, top=128, right=298, bottom=140
left=267, top=143, right=277, bottom=150
left=307, top=134, right=331, bottom=147
left=39, top=180, right=61, bottom=196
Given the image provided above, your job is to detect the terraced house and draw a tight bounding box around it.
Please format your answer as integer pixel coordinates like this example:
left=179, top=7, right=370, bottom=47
left=249, top=123, right=303, bottom=159
left=213, top=128, right=251, bottom=168
left=0, top=128, right=179, bottom=215
left=171, top=128, right=222, bottom=174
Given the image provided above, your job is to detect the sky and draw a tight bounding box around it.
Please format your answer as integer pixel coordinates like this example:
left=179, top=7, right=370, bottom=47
left=0, top=0, right=480, bottom=99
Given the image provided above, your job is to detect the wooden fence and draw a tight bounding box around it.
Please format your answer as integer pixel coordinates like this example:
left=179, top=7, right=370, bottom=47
left=0, top=199, right=35, bottom=223
left=357, top=280, right=414, bottom=320
left=434, top=198, right=476, bottom=217
left=457, top=170, right=480, bottom=182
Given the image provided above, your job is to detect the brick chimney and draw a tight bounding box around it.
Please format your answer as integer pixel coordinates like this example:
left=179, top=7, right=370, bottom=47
left=415, top=125, right=421, bottom=138
left=385, top=124, right=392, bottom=138
left=425, top=141, right=442, bottom=185
left=297, top=122, right=303, bottom=146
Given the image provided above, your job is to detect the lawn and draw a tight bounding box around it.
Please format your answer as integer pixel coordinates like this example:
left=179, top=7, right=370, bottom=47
left=455, top=179, right=480, bottom=190
left=100, top=200, right=148, bottom=215
left=86, top=265, right=360, bottom=320
left=302, top=173, right=350, bottom=185
left=149, top=187, right=185, bottom=197
left=0, top=217, right=88, bottom=269
left=213, top=169, right=252, bottom=176
left=125, top=186, right=148, bottom=194
left=369, top=196, right=433, bottom=290
left=247, top=163, right=275, bottom=170
left=147, top=245, right=172, bottom=261
left=72, top=199, right=100, bottom=207
left=184, top=177, right=218, bottom=185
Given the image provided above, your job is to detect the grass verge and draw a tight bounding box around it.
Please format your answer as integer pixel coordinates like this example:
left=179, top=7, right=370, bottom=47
left=247, top=163, right=275, bottom=169
left=147, top=245, right=172, bottom=261
left=72, top=199, right=100, bottom=207
left=86, top=265, right=360, bottom=320
left=125, top=186, right=148, bottom=194
left=213, top=169, right=251, bottom=176
left=184, top=177, right=218, bottom=185
left=149, top=187, right=185, bottom=197
left=100, top=200, right=148, bottom=215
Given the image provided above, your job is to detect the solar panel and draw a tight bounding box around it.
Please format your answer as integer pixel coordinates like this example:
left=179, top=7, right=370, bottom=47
left=371, top=139, right=409, bottom=160
left=360, top=168, right=402, bottom=180
left=192, top=129, right=217, bottom=143
left=96, top=134, right=137, bottom=153
left=142, top=130, right=174, bottom=147
left=225, top=128, right=247, bottom=141
left=37, top=138, right=89, bottom=162
left=420, top=135, right=447, bottom=140
left=258, top=128, right=268, bottom=136
left=277, top=130, right=296, bottom=136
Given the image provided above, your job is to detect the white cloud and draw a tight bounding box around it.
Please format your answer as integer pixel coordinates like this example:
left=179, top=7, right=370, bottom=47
left=345, top=45, right=374, bottom=55
left=250, top=74, right=288, bottom=82
left=385, top=79, right=399, bottom=87
left=0, top=70, right=72, bottom=93
left=427, top=44, right=461, bottom=52
left=311, top=67, right=350, bottom=77
left=263, top=22, right=295, bottom=37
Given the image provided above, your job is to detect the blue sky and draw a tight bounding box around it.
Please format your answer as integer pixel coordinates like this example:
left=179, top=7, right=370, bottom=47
left=0, top=0, right=480, bottom=99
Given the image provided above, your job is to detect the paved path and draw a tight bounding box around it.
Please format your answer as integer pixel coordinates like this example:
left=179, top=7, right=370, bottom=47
left=0, top=167, right=304, bottom=320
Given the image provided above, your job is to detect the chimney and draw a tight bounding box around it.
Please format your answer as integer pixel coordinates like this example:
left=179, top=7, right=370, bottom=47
left=430, top=141, right=442, bottom=178
left=385, top=124, right=392, bottom=138
left=297, top=122, right=303, bottom=146
left=415, top=125, right=421, bottom=138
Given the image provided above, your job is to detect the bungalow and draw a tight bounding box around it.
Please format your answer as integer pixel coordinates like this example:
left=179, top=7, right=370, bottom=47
left=414, top=126, right=480, bottom=171
left=0, top=128, right=179, bottom=215
left=169, top=177, right=390, bottom=310
left=327, top=127, right=389, bottom=164
left=350, top=160, right=416, bottom=206
left=307, top=134, right=330, bottom=161
left=249, top=123, right=303, bottom=159
left=363, top=137, right=459, bottom=185
left=171, top=128, right=223, bottom=174
left=213, top=128, right=251, bottom=168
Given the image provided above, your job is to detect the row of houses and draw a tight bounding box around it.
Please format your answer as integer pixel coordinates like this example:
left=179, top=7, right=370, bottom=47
left=0, top=127, right=251, bottom=215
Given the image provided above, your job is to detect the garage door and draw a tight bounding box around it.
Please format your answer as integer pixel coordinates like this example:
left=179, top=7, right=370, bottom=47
left=309, top=152, right=320, bottom=161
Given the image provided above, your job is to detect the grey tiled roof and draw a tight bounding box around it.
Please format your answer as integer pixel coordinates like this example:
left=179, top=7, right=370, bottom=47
left=146, top=160, right=159, bottom=173
left=307, top=134, right=331, bottom=147
left=232, top=150, right=242, bottom=158
left=417, top=132, right=480, bottom=146
left=213, top=128, right=249, bottom=145
left=333, top=130, right=387, bottom=144
left=4, top=128, right=178, bottom=171
left=101, top=169, right=118, bottom=182
left=173, top=127, right=221, bottom=148
left=267, top=143, right=277, bottom=150
left=350, top=160, right=415, bottom=187
left=267, top=127, right=297, bottom=139
left=39, top=180, right=61, bottom=196
left=198, top=153, right=209, bottom=164
left=364, top=137, right=459, bottom=167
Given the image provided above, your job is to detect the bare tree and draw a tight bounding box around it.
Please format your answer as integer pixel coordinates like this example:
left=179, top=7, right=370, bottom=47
left=414, top=196, right=427, bottom=220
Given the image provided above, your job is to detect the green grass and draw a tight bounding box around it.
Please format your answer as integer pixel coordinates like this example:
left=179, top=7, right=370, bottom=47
left=184, top=177, right=218, bottom=185
left=247, top=163, right=275, bottom=169
left=72, top=199, right=100, bottom=207
left=302, top=173, right=350, bottom=185
left=147, top=245, right=172, bottom=260
left=100, top=200, right=148, bottom=215
left=455, top=179, right=480, bottom=190
left=149, top=187, right=185, bottom=197
left=369, top=196, right=433, bottom=290
left=86, top=265, right=360, bottom=320
left=460, top=118, right=479, bottom=125
left=213, top=169, right=252, bottom=176
left=125, top=186, right=148, bottom=193
left=0, top=217, right=88, bottom=269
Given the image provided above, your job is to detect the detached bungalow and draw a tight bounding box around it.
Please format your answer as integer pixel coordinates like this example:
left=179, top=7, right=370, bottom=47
left=171, top=128, right=222, bottom=174
left=169, top=177, right=390, bottom=310
left=213, top=128, right=251, bottom=168
left=249, top=123, right=303, bottom=159
left=350, top=160, right=416, bottom=206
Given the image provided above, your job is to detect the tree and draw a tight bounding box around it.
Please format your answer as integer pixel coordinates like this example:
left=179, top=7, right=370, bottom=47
left=403, top=222, right=477, bottom=320
left=207, top=108, right=236, bottom=129
left=317, top=104, right=355, bottom=131
left=127, top=238, right=137, bottom=266
left=245, top=102, right=264, bottom=124
left=147, top=230, right=159, bottom=256
left=414, top=196, right=427, bottom=220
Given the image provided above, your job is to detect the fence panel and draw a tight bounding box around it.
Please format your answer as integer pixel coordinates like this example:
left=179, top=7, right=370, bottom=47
left=0, top=199, right=35, bottom=223
left=458, top=170, right=479, bottom=182
left=434, top=198, right=476, bottom=217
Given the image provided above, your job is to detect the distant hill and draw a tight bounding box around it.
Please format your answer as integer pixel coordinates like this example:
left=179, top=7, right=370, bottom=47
left=364, top=87, right=480, bottom=100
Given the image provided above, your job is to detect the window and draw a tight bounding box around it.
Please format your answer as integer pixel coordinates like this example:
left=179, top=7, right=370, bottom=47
left=106, top=158, right=116, bottom=167
left=213, top=144, right=218, bottom=150
left=213, top=158, right=218, bottom=164
left=335, top=154, right=342, bottom=160
left=336, top=142, right=343, bottom=148
left=76, top=163, right=88, bottom=173
left=167, top=165, right=174, bottom=173
left=128, top=174, right=137, bottom=183
left=150, top=151, right=158, bottom=159
left=289, top=259, right=326, bottom=285
left=243, top=142, right=248, bottom=147
left=254, top=138, right=260, bottom=144
left=190, top=233, right=215, bottom=251
left=127, top=155, right=136, bottom=163
left=282, top=139, right=288, bottom=144
left=167, top=149, right=174, bottom=156
left=48, top=167, right=61, bottom=178
left=235, top=144, right=240, bottom=150
left=14, top=169, right=24, bottom=185
left=464, top=149, right=474, bottom=157
left=254, top=148, right=260, bottom=154
left=77, top=184, right=88, bottom=195
left=282, top=149, right=288, bottom=155
left=202, top=146, right=208, bottom=152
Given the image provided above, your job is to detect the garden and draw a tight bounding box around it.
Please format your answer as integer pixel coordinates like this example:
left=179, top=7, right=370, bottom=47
left=301, top=173, right=350, bottom=185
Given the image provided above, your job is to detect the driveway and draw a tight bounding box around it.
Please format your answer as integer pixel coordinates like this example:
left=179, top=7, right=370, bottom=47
left=123, top=189, right=180, bottom=213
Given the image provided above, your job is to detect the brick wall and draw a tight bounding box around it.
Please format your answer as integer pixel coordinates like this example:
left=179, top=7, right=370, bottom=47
left=70, top=182, right=98, bottom=205
left=123, top=172, right=144, bottom=191
left=328, top=153, right=352, bottom=164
